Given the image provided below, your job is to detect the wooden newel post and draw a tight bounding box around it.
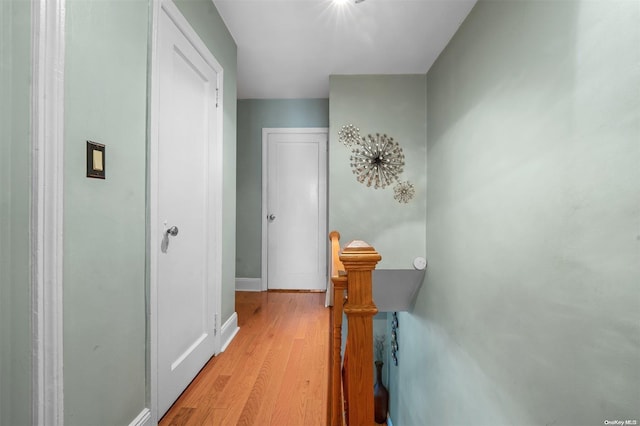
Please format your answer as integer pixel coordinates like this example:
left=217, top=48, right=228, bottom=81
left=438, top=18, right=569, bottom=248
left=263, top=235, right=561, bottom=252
left=340, top=240, right=381, bottom=426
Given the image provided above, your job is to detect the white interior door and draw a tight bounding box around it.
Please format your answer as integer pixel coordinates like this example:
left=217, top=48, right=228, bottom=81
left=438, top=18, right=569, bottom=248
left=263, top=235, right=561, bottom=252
left=263, top=128, right=328, bottom=291
left=154, top=2, right=222, bottom=418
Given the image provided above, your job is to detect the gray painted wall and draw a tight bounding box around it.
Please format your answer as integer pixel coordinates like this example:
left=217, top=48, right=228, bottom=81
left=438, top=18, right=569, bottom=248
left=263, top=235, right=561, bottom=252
left=173, top=0, right=238, bottom=323
left=62, top=1, right=236, bottom=424
left=0, top=0, right=236, bottom=423
left=328, top=75, right=427, bottom=269
left=236, top=98, right=329, bottom=278
left=0, top=1, right=32, bottom=425
left=329, top=75, right=427, bottom=405
left=63, top=1, right=148, bottom=424
left=389, top=1, right=640, bottom=425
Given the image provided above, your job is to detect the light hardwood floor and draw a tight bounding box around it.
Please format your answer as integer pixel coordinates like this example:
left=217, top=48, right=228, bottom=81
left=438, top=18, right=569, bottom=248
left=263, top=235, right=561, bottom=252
left=159, top=291, right=330, bottom=426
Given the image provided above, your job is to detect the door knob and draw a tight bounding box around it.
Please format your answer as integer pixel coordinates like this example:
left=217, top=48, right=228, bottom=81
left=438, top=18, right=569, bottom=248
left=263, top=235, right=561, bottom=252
left=268, top=214, right=276, bottom=221
left=166, top=226, right=179, bottom=237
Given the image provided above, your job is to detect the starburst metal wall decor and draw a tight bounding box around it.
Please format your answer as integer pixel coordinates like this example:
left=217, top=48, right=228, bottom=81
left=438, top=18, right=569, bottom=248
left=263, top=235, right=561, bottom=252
left=393, top=180, right=415, bottom=204
left=338, top=124, right=361, bottom=147
left=349, top=133, right=405, bottom=189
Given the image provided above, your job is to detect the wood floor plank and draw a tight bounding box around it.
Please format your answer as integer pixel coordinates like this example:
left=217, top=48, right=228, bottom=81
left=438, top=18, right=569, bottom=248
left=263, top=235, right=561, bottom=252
left=236, top=342, right=281, bottom=425
left=213, top=327, right=272, bottom=408
left=304, top=399, right=324, bottom=425
left=165, top=407, right=195, bottom=426
left=252, top=327, right=297, bottom=422
left=160, top=291, right=329, bottom=426
left=268, top=338, right=306, bottom=425
left=182, top=375, right=231, bottom=425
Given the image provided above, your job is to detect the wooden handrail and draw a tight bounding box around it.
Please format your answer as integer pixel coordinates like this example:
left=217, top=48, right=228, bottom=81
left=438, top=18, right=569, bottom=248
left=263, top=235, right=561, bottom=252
left=327, top=232, right=381, bottom=426
left=329, top=230, right=345, bottom=279
left=328, top=231, right=347, bottom=426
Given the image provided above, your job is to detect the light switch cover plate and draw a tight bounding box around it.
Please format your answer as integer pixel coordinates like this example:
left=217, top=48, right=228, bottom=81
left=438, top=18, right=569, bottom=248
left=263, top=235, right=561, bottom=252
left=86, top=140, right=105, bottom=179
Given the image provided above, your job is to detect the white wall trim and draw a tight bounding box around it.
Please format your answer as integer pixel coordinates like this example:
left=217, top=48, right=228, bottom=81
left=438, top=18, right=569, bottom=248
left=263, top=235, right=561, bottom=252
left=31, top=0, right=65, bottom=424
left=149, top=1, right=224, bottom=423
left=148, top=2, right=160, bottom=423
left=220, top=312, right=240, bottom=353
left=235, top=277, right=262, bottom=292
left=261, top=127, right=329, bottom=292
left=261, top=129, right=268, bottom=291
left=128, top=408, right=152, bottom=426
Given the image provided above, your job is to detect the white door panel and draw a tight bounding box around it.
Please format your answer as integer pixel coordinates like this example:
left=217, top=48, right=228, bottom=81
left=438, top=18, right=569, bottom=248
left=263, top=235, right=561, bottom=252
left=264, top=129, right=328, bottom=291
left=155, top=4, right=220, bottom=417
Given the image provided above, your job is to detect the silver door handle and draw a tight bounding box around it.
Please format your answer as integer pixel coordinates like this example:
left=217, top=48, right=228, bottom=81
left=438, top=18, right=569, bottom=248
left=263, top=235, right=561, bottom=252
left=268, top=214, right=276, bottom=221
left=166, top=226, right=179, bottom=237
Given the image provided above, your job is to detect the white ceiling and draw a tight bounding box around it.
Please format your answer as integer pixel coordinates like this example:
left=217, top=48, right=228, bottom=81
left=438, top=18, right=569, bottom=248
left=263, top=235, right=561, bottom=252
left=213, top=0, right=477, bottom=99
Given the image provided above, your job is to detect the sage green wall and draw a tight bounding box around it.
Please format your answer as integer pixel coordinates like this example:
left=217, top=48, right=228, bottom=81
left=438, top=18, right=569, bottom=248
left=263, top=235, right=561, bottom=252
left=236, top=99, right=329, bottom=278
left=390, top=1, right=640, bottom=425
left=0, top=1, right=32, bottom=425
left=64, top=1, right=237, bottom=423
left=173, top=0, right=237, bottom=323
left=63, top=1, right=148, bottom=424
left=0, top=1, right=236, bottom=424
left=329, top=75, right=427, bottom=269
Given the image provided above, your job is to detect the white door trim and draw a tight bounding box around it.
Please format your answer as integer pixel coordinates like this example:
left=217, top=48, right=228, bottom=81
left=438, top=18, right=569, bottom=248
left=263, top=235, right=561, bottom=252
left=261, top=127, right=329, bottom=291
left=30, top=0, right=65, bottom=424
left=149, top=0, right=224, bottom=422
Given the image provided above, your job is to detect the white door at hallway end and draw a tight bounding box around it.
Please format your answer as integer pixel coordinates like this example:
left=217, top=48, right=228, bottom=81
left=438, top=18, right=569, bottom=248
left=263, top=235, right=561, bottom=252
left=262, top=128, right=328, bottom=291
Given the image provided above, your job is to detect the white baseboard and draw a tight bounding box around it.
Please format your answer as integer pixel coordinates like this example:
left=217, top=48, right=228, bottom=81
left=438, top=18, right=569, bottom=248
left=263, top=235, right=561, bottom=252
left=235, top=277, right=262, bottom=292
left=220, top=312, right=239, bottom=352
left=129, top=408, right=151, bottom=426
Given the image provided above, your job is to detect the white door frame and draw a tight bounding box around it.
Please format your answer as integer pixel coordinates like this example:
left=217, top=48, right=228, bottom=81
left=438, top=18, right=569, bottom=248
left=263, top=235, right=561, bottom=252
left=149, top=1, right=224, bottom=423
left=261, top=127, right=329, bottom=291
left=30, top=0, right=65, bottom=424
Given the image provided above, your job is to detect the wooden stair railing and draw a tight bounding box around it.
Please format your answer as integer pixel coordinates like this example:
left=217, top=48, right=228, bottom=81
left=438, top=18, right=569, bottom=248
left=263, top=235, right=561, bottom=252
left=328, top=231, right=381, bottom=426
left=328, top=231, right=347, bottom=426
